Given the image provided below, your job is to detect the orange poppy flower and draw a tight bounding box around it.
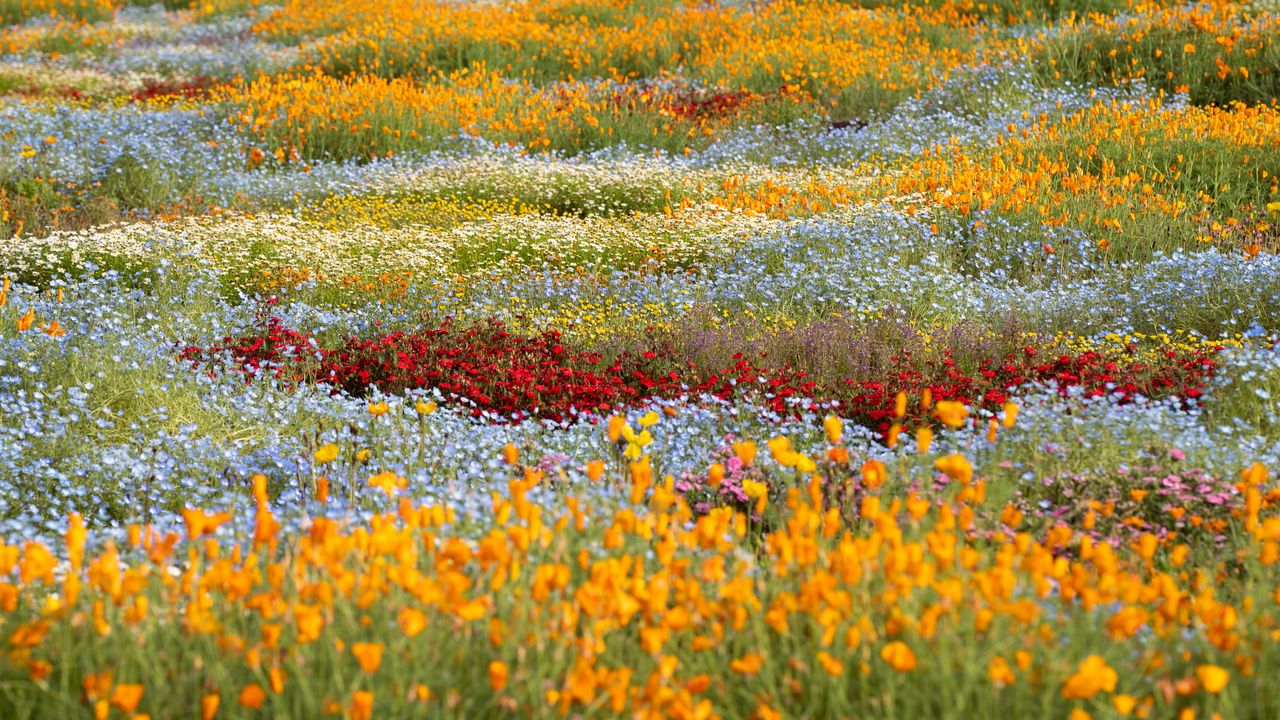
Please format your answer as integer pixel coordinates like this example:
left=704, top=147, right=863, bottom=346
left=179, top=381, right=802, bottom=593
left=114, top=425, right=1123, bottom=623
left=352, top=642, right=384, bottom=674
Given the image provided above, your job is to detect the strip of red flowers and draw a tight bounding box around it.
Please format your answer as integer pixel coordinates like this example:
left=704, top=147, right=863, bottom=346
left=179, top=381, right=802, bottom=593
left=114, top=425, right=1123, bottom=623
left=178, top=317, right=1220, bottom=429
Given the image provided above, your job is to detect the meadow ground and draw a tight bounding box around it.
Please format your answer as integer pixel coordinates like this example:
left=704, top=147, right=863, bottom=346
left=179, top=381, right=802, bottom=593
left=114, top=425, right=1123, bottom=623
left=1, top=0, right=1280, bottom=717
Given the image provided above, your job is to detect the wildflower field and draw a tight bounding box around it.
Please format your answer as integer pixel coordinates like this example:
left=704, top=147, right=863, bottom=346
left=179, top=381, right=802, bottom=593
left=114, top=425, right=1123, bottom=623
left=4, top=0, right=1280, bottom=717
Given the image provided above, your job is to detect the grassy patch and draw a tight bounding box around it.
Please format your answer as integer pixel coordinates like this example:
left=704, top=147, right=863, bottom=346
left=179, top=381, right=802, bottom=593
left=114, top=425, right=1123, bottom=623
left=0, top=0, right=114, bottom=25
left=1034, top=4, right=1280, bottom=106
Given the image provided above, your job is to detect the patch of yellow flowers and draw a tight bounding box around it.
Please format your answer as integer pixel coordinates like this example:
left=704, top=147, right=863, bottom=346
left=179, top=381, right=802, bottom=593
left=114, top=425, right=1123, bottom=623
left=0, top=421, right=1278, bottom=718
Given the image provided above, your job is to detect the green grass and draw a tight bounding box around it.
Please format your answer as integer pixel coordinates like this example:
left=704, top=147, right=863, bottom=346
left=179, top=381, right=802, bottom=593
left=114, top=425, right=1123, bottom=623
left=1034, top=7, right=1280, bottom=106
left=0, top=0, right=114, bottom=26
left=846, top=0, right=1178, bottom=23
left=1204, top=349, right=1280, bottom=444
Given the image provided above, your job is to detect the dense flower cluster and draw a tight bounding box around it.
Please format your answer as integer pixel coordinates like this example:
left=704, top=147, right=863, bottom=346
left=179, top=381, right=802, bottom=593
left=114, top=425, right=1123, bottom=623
left=1, top=0, right=1280, bottom=717
left=181, top=316, right=1220, bottom=427
left=1004, top=459, right=1246, bottom=550
left=127, top=75, right=217, bottom=103
left=0, top=426, right=1276, bottom=718
left=180, top=317, right=662, bottom=420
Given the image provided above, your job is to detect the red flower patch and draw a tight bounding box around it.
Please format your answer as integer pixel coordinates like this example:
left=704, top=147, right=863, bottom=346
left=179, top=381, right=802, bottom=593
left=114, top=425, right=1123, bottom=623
left=130, top=76, right=217, bottom=103
left=179, top=317, right=1219, bottom=428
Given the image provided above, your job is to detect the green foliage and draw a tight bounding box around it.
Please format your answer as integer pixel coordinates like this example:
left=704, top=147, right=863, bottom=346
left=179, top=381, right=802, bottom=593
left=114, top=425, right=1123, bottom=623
left=845, top=0, right=1174, bottom=23
left=1205, top=351, right=1280, bottom=443
left=0, top=0, right=114, bottom=25
left=1034, top=7, right=1280, bottom=106
left=98, top=152, right=176, bottom=209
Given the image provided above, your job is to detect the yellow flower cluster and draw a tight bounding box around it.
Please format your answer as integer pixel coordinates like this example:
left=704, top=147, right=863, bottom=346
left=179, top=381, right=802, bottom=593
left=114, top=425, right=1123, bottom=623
left=882, top=98, right=1280, bottom=253
left=253, top=0, right=1004, bottom=98
left=3, top=430, right=1279, bottom=717
left=0, top=0, right=115, bottom=23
